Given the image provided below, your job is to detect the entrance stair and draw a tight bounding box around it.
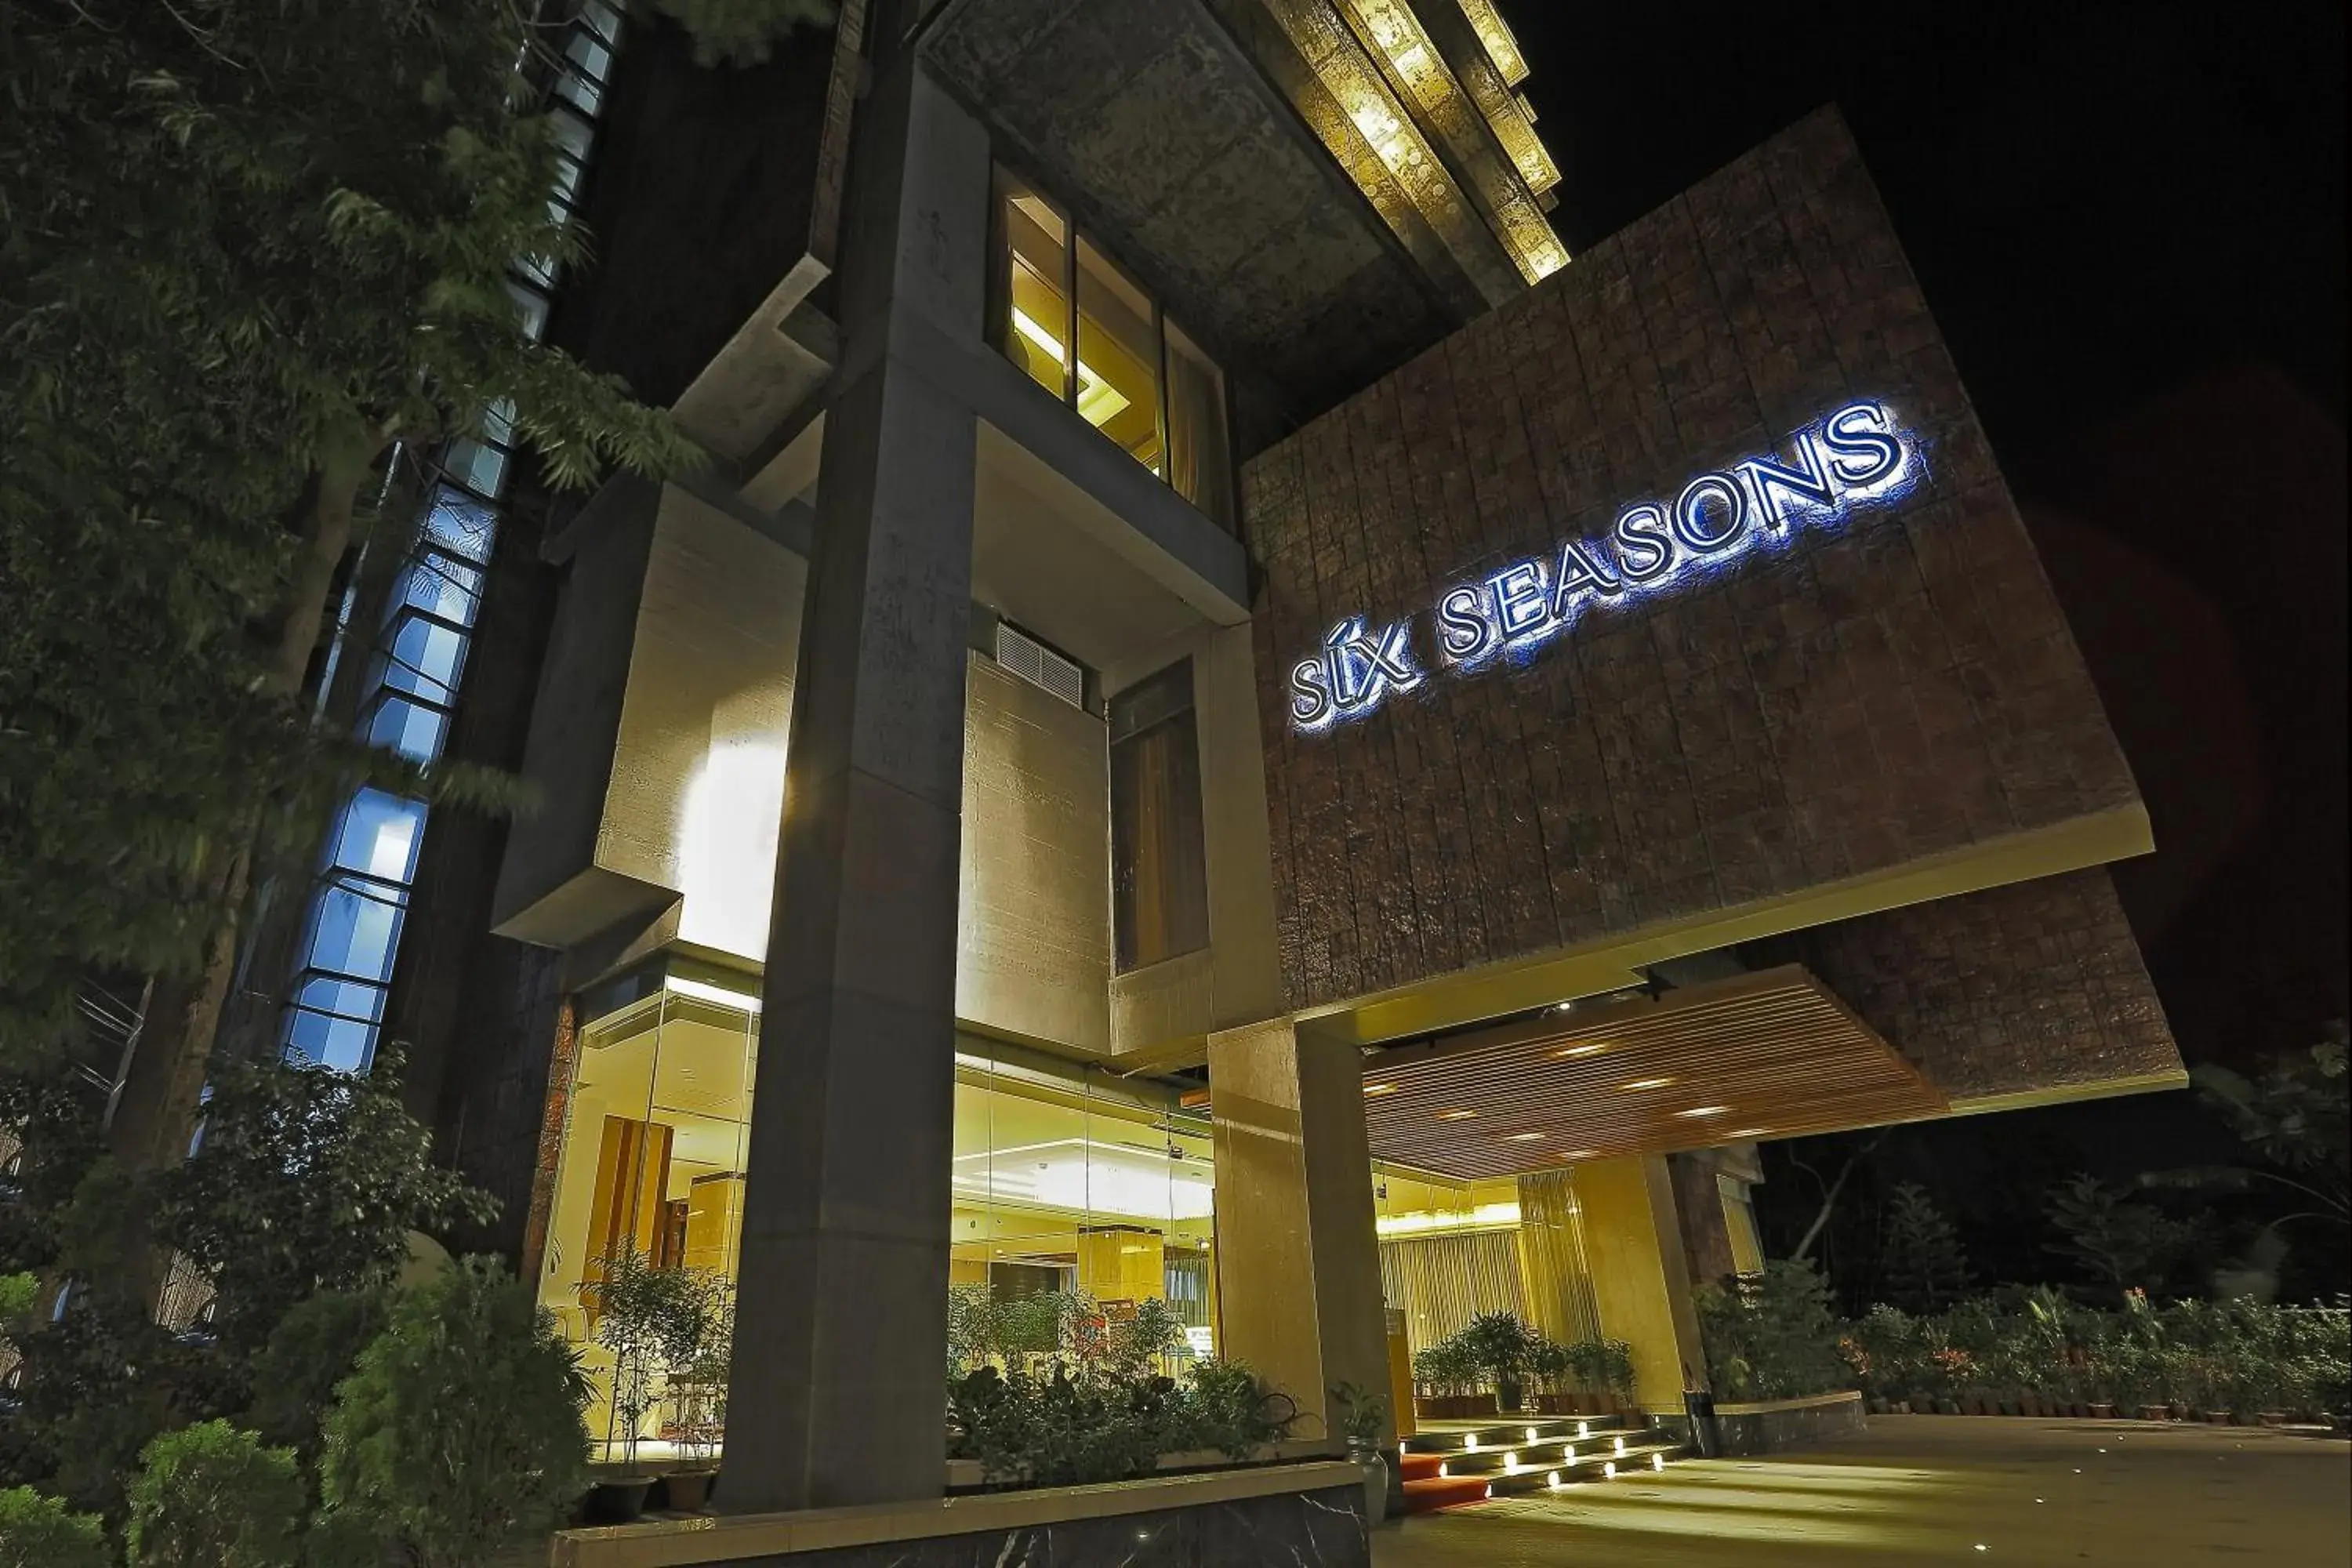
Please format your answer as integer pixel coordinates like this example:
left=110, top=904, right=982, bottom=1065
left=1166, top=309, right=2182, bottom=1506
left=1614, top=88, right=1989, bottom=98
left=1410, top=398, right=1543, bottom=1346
left=1396, top=1414, right=1685, bottom=1513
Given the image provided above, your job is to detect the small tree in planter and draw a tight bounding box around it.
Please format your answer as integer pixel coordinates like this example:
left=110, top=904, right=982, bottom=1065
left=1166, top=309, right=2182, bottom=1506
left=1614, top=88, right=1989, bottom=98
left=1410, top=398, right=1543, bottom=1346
left=588, top=1247, right=713, bottom=1469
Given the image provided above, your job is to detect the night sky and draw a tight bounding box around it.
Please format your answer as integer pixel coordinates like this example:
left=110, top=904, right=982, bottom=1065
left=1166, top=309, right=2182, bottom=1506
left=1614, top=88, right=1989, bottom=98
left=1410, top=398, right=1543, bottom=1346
left=1508, top=2, right=2347, bottom=1272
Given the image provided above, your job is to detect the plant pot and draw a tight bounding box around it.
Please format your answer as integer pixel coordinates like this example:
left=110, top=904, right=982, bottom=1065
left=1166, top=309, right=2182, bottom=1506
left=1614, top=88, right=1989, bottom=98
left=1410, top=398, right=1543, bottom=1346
left=2136, top=1405, right=2171, bottom=1422
left=1347, top=1439, right=1388, bottom=1528
left=587, top=1478, right=655, bottom=1524
left=2202, top=1410, right=2233, bottom=1426
left=658, top=1468, right=717, bottom=1512
left=2088, top=1403, right=2114, bottom=1419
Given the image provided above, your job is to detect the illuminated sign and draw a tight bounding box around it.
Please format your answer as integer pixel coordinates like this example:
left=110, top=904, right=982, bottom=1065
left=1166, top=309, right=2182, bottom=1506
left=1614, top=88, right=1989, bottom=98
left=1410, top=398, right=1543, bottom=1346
left=1287, top=401, right=1921, bottom=731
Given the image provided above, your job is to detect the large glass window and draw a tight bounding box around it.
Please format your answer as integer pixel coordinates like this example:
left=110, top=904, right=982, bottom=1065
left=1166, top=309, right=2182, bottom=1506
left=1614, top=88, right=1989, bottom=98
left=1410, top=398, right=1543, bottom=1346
left=539, top=970, right=1220, bottom=1463
left=990, top=165, right=1235, bottom=532
left=1109, top=661, right=1210, bottom=972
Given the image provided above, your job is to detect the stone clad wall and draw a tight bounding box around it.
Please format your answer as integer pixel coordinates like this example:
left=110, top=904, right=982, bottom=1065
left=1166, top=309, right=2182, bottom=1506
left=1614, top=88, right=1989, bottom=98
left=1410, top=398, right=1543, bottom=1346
left=1243, top=107, right=2138, bottom=1011
left=1753, top=867, right=2180, bottom=1101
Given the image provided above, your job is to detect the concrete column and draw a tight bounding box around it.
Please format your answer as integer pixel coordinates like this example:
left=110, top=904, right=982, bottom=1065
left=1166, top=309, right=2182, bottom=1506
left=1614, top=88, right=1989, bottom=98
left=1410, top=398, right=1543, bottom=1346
left=1207, top=1018, right=1392, bottom=1446
left=721, top=55, right=989, bottom=1512
left=1577, top=1154, right=1708, bottom=1414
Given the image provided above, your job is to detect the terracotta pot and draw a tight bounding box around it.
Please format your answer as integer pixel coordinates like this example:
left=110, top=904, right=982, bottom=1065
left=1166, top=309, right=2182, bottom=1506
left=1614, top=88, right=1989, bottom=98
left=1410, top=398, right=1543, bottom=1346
left=2088, top=1403, right=2115, bottom=1419
left=658, top=1469, right=716, bottom=1512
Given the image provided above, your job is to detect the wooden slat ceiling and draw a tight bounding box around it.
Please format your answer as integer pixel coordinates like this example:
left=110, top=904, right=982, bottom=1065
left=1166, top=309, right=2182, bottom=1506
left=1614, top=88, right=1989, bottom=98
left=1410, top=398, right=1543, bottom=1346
left=1360, top=966, right=1948, bottom=1179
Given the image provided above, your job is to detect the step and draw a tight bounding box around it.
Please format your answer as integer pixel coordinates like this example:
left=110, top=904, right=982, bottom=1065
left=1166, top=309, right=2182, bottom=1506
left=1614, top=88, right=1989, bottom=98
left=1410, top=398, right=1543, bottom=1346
left=1397, top=1475, right=1496, bottom=1514
left=1403, top=1434, right=1682, bottom=1482
left=1401, top=1415, right=1639, bottom=1455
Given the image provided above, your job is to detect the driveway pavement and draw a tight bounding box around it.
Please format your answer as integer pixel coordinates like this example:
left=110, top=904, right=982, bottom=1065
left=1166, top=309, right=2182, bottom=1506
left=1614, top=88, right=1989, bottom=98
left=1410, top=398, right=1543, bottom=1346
left=1373, top=1414, right=2351, bottom=1568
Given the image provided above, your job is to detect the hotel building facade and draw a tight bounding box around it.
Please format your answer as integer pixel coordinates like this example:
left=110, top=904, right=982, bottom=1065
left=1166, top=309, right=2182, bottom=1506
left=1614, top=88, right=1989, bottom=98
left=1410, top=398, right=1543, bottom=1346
left=267, top=0, right=2184, bottom=1541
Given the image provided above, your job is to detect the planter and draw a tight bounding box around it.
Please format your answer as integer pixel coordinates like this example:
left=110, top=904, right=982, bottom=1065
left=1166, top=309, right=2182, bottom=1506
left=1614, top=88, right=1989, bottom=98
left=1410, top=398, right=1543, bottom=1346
left=2136, top=1405, right=2172, bottom=1422
left=1414, top=1393, right=1498, bottom=1421
left=1346, top=1439, right=1388, bottom=1527
left=586, top=1478, right=655, bottom=1524
left=2202, top=1410, right=2234, bottom=1426
left=656, top=1468, right=717, bottom=1512
left=2088, top=1403, right=2115, bottom=1419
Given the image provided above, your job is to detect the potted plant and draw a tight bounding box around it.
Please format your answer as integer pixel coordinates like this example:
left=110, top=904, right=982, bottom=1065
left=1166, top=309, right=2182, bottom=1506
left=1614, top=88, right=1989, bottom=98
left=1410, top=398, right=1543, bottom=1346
left=1526, top=1337, right=1574, bottom=1414
left=1457, top=1313, right=1538, bottom=1414
left=1330, top=1381, right=1390, bottom=1526
left=1411, top=1339, right=1492, bottom=1421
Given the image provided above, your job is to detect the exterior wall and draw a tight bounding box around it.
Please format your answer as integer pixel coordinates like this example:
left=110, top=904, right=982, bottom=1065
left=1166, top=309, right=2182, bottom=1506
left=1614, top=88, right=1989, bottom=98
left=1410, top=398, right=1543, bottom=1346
left=550, top=10, right=848, bottom=409
left=1755, top=866, right=2180, bottom=1103
left=1244, top=107, right=2140, bottom=1016
left=955, top=657, right=1112, bottom=1053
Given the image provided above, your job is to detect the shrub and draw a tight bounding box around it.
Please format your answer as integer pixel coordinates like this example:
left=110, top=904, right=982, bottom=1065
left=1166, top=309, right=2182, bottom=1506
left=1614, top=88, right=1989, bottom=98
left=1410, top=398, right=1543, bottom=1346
left=317, top=1257, right=590, bottom=1568
left=1453, top=1312, right=1540, bottom=1392
left=1697, top=1261, right=1852, bottom=1401
left=126, top=1420, right=303, bottom=1568
left=0, top=1485, right=110, bottom=1568
left=245, top=1290, right=388, bottom=1466
left=947, top=1358, right=1297, bottom=1486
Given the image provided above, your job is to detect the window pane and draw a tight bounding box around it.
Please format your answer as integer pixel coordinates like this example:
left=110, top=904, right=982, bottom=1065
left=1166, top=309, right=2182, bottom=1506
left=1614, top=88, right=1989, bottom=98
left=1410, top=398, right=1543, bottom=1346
left=1165, top=317, right=1234, bottom=531
left=1075, top=238, right=1163, bottom=474
left=996, top=172, right=1070, bottom=402
left=1109, top=662, right=1210, bottom=971
left=328, top=789, right=426, bottom=883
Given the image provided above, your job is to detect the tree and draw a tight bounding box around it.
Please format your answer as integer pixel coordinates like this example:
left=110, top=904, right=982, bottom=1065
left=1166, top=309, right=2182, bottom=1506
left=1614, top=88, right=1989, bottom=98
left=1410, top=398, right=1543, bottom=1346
left=1879, top=1182, right=1972, bottom=1313
left=2045, top=1173, right=2201, bottom=1298
left=1, top=0, right=703, bottom=1281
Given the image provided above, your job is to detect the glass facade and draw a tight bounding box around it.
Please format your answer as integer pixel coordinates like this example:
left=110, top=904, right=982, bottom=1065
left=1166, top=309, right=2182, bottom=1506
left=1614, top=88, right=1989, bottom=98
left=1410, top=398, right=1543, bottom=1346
left=281, top=2, right=624, bottom=1073
left=1374, top=1163, right=1602, bottom=1357
left=537, top=966, right=1220, bottom=1462
left=989, top=165, right=1236, bottom=532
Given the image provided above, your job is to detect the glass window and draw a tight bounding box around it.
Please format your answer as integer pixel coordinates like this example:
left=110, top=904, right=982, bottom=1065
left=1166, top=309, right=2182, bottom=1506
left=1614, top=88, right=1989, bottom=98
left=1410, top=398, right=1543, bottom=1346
left=539, top=972, right=759, bottom=1464
left=1075, top=238, right=1163, bottom=474
left=1164, top=318, right=1233, bottom=530
left=989, top=165, right=1236, bottom=533
left=1109, top=662, right=1210, bottom=971
left=996, top=170, right=1072, bottom=403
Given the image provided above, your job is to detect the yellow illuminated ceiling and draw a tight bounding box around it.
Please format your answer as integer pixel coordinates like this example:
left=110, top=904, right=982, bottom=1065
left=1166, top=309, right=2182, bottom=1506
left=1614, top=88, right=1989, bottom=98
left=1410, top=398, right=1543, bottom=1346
left=1258, top=0, right=1570, bottom=296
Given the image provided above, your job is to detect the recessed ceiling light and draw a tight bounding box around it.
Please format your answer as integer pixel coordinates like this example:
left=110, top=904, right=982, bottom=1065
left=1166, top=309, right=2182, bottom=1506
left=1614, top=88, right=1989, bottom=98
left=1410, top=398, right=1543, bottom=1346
left=1552, top=1044, right=1605, bottom=1059
left=1505, top=1131, right=1547, bottom=1142
left=1364, top=1082, right=1398, bottom=1096
left=1559, top=1149, right=1598, bottom=1161
left=1436, top=1108, right=1479, bottom=1121
left=1726, top=1127, right=1771, bottom=1138
left=1617, top=1076, right=1675, bottom=1091
left=1674, top=1105, right=1732, bottom=1119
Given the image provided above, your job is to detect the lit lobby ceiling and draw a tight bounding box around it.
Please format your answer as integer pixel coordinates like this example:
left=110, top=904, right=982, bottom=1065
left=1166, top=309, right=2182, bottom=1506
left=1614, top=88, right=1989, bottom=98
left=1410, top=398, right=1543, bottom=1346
left=1360, top=967, right=1949, bottom=1179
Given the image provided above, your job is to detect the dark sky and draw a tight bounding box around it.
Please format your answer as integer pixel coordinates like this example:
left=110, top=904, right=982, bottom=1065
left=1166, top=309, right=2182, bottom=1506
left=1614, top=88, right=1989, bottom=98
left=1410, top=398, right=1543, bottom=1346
left=1511, top=0, right=2350, bottom=1077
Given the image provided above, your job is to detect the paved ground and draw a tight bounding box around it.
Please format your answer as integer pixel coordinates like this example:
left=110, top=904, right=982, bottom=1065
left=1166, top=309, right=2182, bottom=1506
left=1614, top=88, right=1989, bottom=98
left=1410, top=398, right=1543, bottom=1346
left=1373, top=1414, right=2352, bottom=1568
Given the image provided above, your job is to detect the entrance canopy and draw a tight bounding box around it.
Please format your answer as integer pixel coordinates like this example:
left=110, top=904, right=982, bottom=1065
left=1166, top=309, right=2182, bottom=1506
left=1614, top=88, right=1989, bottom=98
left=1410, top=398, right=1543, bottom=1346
left=1359, top=967, right=1947, bottom=1178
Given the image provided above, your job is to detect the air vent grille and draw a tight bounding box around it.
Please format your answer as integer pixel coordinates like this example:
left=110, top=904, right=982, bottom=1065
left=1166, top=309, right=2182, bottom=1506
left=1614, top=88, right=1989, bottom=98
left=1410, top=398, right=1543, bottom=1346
left=994, top=622, right=1084, bottom=709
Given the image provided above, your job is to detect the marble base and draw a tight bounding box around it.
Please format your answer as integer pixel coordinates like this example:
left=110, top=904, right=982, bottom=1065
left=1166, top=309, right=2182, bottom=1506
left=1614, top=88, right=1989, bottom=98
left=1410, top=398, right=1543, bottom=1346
left=719, top=1484, right=1368, bottom=1567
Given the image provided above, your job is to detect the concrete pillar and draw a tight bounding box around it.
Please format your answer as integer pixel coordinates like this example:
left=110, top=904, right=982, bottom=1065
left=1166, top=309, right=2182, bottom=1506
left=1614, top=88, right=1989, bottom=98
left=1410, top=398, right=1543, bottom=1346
left=1207, top=1018, right=1392, bottom=1446
left=720, top=55, right=989, bottom=1512
left=1576, top=1155, right=1708, bottom=1414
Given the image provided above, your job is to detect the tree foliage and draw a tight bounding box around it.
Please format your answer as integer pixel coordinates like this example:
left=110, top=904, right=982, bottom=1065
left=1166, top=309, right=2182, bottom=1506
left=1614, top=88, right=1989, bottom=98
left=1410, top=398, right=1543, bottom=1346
left=154, top=1050, right=495, bottom=1356
left=1880, top=1181, right=1973, bottom=1313
left=0, top=1485, right=111, bottom=1568
left=0, top=0, right=701, bottom=1069
left=2044, top=1172, right=2205, bottom=1298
